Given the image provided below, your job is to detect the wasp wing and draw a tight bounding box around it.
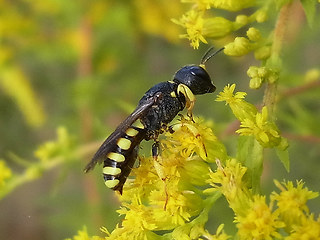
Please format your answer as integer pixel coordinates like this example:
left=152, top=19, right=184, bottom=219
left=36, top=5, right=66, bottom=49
left=84, top=97, right=155, bottom=172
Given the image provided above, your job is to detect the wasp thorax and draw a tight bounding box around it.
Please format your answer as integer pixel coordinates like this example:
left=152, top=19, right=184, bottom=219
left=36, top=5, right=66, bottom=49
left=173, top=65, right=216, bottom=95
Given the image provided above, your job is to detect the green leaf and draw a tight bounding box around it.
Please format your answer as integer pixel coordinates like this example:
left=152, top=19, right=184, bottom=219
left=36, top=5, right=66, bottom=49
left=276, top=147, right=290, bottom=172
left=300, top=0, right=317, bottom=27
left=237, top=136, right=264, bottom=194
left=237, top=135, right=254, bottom=166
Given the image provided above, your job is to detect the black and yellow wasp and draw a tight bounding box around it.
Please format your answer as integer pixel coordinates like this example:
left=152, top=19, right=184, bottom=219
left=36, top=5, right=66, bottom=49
left=84, top=47, right=224, bottom=194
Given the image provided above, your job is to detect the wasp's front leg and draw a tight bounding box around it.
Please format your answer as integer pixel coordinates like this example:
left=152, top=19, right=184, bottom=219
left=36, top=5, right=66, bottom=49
left=177, top=84, right=196, bottom=121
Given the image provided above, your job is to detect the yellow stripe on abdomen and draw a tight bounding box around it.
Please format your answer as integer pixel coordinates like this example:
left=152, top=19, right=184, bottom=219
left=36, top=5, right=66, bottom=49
left=132, top=119, right=145, bottom=129
left=117, top=138, right=131, bottom=150
left=125, top=128, right=139, bottom=137
left=104, top=179, right=120, bottom=188
left=103, top=166, right=121, bottom=175
left=107, top=152, right=125, bottom=162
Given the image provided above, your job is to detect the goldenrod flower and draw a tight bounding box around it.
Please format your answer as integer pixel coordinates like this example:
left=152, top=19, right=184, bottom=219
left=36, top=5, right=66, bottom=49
left=151, top=188, right=203, bottom=226
left=172, top=10, right=208, bottom=49
left=107, top=116, right=223, bottom=239
left=67, top=227, right=102, bottom=240
left=34, top=127, right=74, bottom=162
left=211, top=0, right=255, bottom=11
left=206, top=159, right=251, bottom=216
left=201, top=224, right=230, bottom=240
left=215, top=84, right=246, bottom=104
left=235, top=195, right=285, bottom=240
left=216, top=85, right=287, bottom=149
left=0, top=160, right=12, bottom=187
left=286, top=214, right=320, bottom=240
left=181, top=0, right=214, bottom=10
left=173, top=10, right=234, bottom=49
left=216, top=84, right=257, bottom=121
left=164, top=116, right=216, bottom=160
left=117, top=194, right=158, bottom=229
left=108, top=194, right=169, bottom=239
left=236, top=107, right=283, bottom=148
left=271, top=180, right=319, bottom=229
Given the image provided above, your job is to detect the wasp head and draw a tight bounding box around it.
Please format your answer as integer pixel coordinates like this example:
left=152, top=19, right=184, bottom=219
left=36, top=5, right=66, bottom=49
left=173, top=65, right=216, bottom=95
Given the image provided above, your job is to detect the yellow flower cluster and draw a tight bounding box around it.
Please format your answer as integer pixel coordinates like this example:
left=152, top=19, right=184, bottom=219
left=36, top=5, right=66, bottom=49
left=105, top=115, right=229, bottom=239
left=75, top=88, right=318, bottom=239
left=206, top=158, right=319, bottom=240
left=66, top=227, right=102, bottom=240
left=216, top=84, right=288, bottom=149
left=205, top=158, right=250, bottom=216
left=173, top=0, right=268, bottom=49
left=235, top=195, right=285, bottom=240
left=35, top=126, right=74, bottom=162
left=271, top=180, right=319, bottom=232
left=247, top=65, right=279, bottom=89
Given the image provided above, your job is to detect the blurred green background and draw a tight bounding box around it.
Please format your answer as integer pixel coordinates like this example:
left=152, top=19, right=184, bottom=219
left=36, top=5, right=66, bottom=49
left=0, top=1, right=319, bottom=239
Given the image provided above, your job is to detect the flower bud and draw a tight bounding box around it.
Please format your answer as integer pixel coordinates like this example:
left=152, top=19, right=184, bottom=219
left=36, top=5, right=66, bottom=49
left=257, top=67, right=267, bottom=77
left=256, top=9, right=268, bottom=23
left=249, top=77, right=263, bottom=89
left=247, top=66, right=259, bottom=78
left=254, top=46, right=271, bottom=60
left=203, top=17, right=233, bottom=38
left=247, top=27, right=261, bottom=41
left=224, top=37, right=251, bottom=56
left=235, top=15, right=249, bottom=25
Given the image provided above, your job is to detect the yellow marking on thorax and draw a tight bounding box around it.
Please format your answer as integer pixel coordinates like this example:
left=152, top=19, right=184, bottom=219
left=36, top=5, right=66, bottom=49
left=126, top=128, right=139, bottom=137
left=103, top=166, right=121, bottom=175
left=117, top=138, right=131, bottom=150
left=105, top=179, right=120, bottom=188
left=132, top=119, right=145, bottom=129
left=170, top=91, right=177, bottom=98
left=107, top=152, right=125, bottom=162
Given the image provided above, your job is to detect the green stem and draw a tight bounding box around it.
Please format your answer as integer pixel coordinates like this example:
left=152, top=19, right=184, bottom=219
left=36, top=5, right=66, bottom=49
left=0, top=142, right=99, bottom=200
left=263, top=3, right=292, bottom=118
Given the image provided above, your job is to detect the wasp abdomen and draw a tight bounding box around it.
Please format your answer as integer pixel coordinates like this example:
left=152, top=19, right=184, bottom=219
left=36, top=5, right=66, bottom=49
left=102, top=124, right=146, bottom=193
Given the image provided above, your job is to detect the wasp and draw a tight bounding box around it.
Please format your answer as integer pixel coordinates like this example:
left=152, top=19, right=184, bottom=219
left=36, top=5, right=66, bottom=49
left=84, top=47, right=224, bottom=194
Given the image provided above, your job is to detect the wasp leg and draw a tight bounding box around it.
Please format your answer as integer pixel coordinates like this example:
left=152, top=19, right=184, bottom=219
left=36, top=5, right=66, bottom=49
left=168, top=125, right=175, bottom=134
left=177, top=84, right=195, bottom=122
left=152, top=141, right=169, bottom=210
left=152, top=141, right=165, bottom=180
left=152, top=141, right=160, bottom=162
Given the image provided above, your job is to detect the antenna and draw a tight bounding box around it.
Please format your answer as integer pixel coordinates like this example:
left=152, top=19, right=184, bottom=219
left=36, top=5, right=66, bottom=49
left=200, top=47, right=225, bottom=65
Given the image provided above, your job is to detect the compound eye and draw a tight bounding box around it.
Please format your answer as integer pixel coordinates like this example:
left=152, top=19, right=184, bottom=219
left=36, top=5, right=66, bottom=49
left=191, top=66, right=209, bottom=81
